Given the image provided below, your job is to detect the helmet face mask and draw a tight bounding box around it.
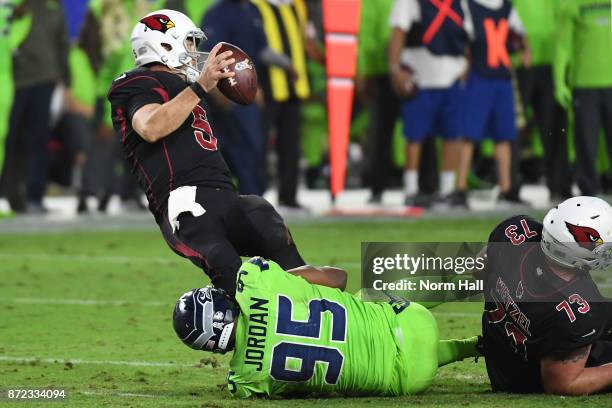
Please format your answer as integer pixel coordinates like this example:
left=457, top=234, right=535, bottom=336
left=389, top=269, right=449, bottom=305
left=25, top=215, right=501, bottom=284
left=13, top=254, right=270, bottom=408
left=173, top=287, right=239, bottom=353
left=541, top=196, right=612, bottom=272
left=131, top=10, right=208, bottom=83
left=175, top=31, right=208, bottom=83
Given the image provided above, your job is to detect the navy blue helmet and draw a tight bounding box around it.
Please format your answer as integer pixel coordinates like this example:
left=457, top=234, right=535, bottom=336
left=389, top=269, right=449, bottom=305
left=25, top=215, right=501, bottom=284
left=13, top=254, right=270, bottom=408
left=172, top=287, right=239, bottom=353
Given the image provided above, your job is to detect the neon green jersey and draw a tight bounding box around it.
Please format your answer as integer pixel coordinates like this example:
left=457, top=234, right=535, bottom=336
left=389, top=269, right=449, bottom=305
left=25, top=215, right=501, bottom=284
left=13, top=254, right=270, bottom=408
left=69, top=46, right=97, bottom=108
left=513, top=0, right=559, bottom=66
left=554, top=0, right=612, bottom=88
left=228, top=259, right=412, bottom=398
left=98, top=0, right=166, bottom=127
left=0, top=0, right=14, bottom=162
left=0, top=0, right=13, bottom=75
left=357, top=0, right=395, bottom=76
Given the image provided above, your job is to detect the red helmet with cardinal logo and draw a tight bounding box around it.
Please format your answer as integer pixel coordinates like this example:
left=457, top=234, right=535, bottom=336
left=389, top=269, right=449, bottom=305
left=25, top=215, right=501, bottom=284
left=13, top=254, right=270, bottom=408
left=542, top=196, right=612, bottom=270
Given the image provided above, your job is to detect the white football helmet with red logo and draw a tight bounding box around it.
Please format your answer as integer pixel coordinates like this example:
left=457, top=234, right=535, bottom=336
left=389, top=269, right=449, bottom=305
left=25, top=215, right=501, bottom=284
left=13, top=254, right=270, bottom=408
left=541, top=196, right=612, bottom=270
left=131, top=9, right=207, bottom=83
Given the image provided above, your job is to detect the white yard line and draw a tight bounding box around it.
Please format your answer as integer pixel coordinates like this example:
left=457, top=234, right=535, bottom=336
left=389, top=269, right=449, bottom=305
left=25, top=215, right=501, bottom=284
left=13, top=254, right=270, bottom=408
left=3, top=254, right=610, bottom=291
left=4, top=298, right=610, bottom=317
left=0, top=296, right=484, bottom=311
left=433, top=311, right=481, bottom=317
left=441, top=373, right=487, bottom=381
left=0, top=253, right=363, bottom=269
left=336, top=261, right=362, bottom=268
left=0, top=298, right=482, bottom=314
left=0, top=297, right=168, bottom=307
left=0, top=253, right=176, bottom=264
left=81, top=391, right=157, bottom=398
left=0, top=356, right=201, bottom=368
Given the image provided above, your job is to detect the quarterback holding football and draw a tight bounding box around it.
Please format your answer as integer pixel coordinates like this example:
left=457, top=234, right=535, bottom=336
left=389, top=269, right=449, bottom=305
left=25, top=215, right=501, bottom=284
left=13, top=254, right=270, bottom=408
left=107, top=10, right=305, bottom=295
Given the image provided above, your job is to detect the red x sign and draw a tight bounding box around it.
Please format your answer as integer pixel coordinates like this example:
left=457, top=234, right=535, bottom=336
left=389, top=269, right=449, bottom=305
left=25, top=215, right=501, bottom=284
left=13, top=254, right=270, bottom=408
left=484, top=18, right=510, bottom=68
left=422, top=0, right=463, bottom=45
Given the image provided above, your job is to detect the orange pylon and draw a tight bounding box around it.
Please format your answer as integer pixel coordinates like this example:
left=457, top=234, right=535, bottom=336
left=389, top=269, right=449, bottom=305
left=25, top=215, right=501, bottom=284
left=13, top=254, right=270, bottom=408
left=323, top=0, right=361, bottom=200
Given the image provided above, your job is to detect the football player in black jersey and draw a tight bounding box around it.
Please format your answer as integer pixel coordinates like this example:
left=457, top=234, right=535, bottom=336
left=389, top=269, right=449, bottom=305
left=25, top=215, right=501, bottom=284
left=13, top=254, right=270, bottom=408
left=480, top=196, right=612, bottom=394
left=107, top=9, right=305, bottom=295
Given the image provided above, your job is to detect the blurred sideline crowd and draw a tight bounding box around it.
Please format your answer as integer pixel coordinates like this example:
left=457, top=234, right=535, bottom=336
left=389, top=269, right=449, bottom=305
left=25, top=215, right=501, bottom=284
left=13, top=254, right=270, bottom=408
left=0, top=0, right=611, bottom=215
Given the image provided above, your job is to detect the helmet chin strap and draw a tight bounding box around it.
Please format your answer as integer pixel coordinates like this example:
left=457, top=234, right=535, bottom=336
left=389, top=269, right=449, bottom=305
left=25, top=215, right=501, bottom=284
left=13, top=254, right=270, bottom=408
left=183, top=66, right=200, bottom=83
left=217, top=323, right=235, bottom=352
left=542, top=240, right=612, bottom=272
left=176, top=54, right=201, bottom=83
left=582, top=243, right=612, bottom=270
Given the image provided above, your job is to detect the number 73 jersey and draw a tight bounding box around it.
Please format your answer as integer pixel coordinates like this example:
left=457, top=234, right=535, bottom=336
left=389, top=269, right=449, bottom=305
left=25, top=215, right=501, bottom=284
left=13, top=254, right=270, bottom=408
left=482, top=215, right=611, bottom=392
left=228, top=259, right=405, bottom=398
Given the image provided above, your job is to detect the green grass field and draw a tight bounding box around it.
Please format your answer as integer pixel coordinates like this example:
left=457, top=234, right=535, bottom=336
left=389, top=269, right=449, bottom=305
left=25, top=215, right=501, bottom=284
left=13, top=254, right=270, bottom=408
left=0, top=218, right=608, bottom=407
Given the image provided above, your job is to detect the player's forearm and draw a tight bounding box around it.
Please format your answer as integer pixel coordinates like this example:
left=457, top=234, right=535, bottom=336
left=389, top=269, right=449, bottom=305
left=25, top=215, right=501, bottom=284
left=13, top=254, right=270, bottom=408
left=553, top=6, right=573, bottom=89
left=547, top=365, right=612, bottom=395
left=542, top=344, right=612, bottom=395
left=288, top=265, right=347, bottom=290
left=319, top=267, right=348, bottom=290
left=136, top=87, right=200, bottom=143
left=388, top=27, right=405, bottom=71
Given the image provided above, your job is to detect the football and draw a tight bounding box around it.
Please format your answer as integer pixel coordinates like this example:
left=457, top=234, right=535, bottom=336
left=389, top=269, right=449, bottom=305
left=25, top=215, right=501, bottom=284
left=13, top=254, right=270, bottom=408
left=216, top=42, right=258, bottom=105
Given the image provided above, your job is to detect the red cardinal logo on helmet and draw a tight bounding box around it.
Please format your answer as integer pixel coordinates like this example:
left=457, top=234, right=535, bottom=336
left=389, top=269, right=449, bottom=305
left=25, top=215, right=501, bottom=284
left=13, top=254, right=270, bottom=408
left=565, top=222, right=604, bottom=250
left=140, top=14, right=175, bottom=33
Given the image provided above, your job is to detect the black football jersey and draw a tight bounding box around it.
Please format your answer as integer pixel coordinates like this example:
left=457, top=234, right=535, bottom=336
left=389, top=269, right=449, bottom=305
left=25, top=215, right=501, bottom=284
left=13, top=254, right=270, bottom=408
left=107, top=68, right=234, bottom=220
left=482, top=215, right=609, bottom=393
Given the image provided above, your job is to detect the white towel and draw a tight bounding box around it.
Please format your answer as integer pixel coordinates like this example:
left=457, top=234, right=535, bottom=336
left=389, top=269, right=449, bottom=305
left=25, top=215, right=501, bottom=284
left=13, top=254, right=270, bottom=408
left=167, top=186, right=206, bottom=233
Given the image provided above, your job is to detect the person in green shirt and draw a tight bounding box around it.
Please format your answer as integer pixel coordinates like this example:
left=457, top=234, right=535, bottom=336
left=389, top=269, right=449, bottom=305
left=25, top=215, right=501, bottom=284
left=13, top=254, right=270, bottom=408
left=173, top=257, right=480, bottom=398
left=358, top=0, right=399, bottom=204
left=0, top=0, right=30, bottom=213
left=554, top=0, right=612, bottom=196
left=0, top=0, right=17, bottom=217
left=0, top=0, right=15, bottom=183
left=76, top=0, right=164, bottom=213
left=0, top=0, right=32, bottom=216
left=358, top=0, right=438, bottom=205
left=514, top=0, right=571, bottom=201
left=0, top=0, right=69, bottom=213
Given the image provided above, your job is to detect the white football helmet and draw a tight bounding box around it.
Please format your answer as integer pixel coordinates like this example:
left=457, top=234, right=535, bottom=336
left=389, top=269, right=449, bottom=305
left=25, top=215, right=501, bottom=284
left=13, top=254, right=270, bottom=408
left=131, top=9, right=207, bottom=83
left=541, top=196, right=612, bottom=271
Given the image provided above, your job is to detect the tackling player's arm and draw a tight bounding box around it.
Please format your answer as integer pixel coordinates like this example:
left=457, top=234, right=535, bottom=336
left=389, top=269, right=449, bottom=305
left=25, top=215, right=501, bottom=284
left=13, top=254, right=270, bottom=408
left=132, top=42, right=235, bottom=143
left=287, top=265, right=347, bottom=291
left=541, top=345, right=612, bottom=395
